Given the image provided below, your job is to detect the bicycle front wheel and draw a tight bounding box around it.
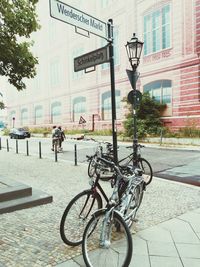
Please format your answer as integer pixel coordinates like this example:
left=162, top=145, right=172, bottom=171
left=60, top=190, right=102, bottom=246
left=82, top=210, right=133, bottom=267
left=138, top=158, right=153, bottom=185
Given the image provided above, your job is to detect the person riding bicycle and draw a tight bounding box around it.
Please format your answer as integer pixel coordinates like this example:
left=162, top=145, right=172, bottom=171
left=51, top=125, right=61, bottom=151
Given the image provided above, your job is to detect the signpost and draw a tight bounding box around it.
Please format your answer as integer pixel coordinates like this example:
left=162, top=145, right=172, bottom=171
left=74, top=45, right=109, bottom=72
left=49, top=0, right=108, bottom=39
left=49, top=1, right=118, bottom=164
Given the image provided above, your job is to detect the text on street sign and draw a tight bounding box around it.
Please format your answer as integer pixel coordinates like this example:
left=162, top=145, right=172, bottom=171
left=49, top=0, right=108, bottom=39
left=74, top=45, right=110, bottom=72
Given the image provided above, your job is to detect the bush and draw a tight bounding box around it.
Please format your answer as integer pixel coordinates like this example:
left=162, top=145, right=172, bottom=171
left=123, top=92, right=166, bottom=139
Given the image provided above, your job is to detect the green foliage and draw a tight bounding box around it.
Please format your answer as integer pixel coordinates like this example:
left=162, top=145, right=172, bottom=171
left=123, top=92, right=166, bottom=138
left=0, top=0, right=40, bottom=98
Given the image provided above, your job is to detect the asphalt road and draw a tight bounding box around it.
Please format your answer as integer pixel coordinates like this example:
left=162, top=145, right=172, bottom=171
left=1, top=136, right=200, bottom=186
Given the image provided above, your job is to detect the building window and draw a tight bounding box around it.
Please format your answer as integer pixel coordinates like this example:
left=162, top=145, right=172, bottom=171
left=101, top=90, right=120, bottom=120
left=35, top=105, right=43, bottom=125
left=21, top=108, right=28, bottom=126
left=144, top=4, right=171, bottom=55
left=73, top=96, right=86, bottom=122
left=51, top=102, right=61, bottom=123
left=143, top=80, right=172, bottom=105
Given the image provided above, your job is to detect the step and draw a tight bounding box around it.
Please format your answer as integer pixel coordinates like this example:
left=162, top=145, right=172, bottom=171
left=0, top=184, right=32, bottom=202
left=0, top=188, right=53, bottom=214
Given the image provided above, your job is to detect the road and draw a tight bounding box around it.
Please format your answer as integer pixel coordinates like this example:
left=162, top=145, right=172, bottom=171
left=1, top=136, right=200, bottom=186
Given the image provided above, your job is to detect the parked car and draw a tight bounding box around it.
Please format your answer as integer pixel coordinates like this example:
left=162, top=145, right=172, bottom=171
left=9, top=128, right=31, bottom=139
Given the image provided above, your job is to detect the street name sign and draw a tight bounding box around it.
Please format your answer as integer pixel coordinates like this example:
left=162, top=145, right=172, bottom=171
left=49, top=0, right=108, bottom=39
left=74, top=45, right=110, bottom=72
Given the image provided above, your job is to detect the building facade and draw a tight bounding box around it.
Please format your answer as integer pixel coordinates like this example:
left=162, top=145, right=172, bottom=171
left=2, top=0, right=200, bottom=131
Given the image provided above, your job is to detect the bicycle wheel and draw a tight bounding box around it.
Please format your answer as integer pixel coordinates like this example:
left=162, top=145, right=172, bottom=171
left=60, top=189, right=102, bottom=246
left=82, top=209, right=132, bottom=267
left=138, top=158, right=153, bottom=185
left=88, top=157, right=96, bottom=178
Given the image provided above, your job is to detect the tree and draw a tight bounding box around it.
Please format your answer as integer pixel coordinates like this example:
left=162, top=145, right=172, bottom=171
left=0, top=0, right=40, bottom=108
left=123, top=92, right=166, bottom=138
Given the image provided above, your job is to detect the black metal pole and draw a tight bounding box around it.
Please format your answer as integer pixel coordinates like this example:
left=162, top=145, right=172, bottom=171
left=108, top=19, right=118, bottom=165
left=16, top=139, right=18, bottom=154
left=6, top=139, right=9, bottom=152
left=74, top=144, right=77, bottom=166
left=39, top=141, right=42, bottom=159
left=0, top=137, right=1, bottom=150
left=132, top=66, right=138, bottom=166
left=26, top=140, right=29, bottom=156
left=55, top=143, right=58, bottom=162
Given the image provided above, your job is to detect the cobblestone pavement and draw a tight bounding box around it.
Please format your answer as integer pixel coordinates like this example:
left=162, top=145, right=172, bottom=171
left=0, top=151, right=200, bottom=266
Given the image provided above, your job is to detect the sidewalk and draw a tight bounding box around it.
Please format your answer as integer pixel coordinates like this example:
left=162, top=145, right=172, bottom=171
left=57, top=207, right=200, bottom=267
left=0, top=150, right=200, bottom=266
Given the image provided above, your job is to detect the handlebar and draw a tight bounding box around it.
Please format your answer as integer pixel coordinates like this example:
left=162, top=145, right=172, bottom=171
left=126, top=144, right=145, bottom=149
left=97, top=156, right=135, bottom=181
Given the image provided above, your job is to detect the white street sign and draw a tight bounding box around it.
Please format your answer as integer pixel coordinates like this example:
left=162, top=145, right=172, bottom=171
left=49, top=0, right=108, bottom=39
left=74, top=45, right=110, bottom=72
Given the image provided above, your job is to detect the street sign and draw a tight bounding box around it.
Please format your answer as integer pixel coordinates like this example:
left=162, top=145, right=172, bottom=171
left=49, top=0, right=108, bottom=39
left=126, top=69, right=139, bottom=89
left=79, top=116, right=86, bottom=124
left=74, top=45, right=110, bottom=72
left=127, top=90, right=142, bottom=106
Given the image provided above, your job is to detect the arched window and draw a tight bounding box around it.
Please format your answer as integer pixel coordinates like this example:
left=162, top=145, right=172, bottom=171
left=101, top=90, right=121, bottom=120
left=21, top=108, right=28, bottom=126
left=51, top=102, right=61, bottom=123
left=72, top=96, right=86, bottom=122
left=35, top=105, right=43, bottom=125
left=144, top=80, right=172, bottom=116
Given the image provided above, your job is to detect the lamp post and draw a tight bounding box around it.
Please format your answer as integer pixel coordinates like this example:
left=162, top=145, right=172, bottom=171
left=125, top=33, right=143, bottom=165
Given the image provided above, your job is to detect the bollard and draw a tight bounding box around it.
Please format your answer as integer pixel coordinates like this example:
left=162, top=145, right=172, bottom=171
left=74, top=144, right=77, bottom=166
left=26, top=140, right=29, bottom=156
left=0, top=137, right=1, bottom=150
left=16, top=139, right=18, bottom=154
left=39, top=141, right=42, bottom=159
left=6, top=139, right=9, bottom=152
left=160, top=128, right=163, bottom=145
left=55, top=143, right=58, bottom=162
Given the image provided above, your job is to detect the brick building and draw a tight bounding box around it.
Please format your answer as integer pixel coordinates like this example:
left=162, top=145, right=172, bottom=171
left=2, top=0, right=200, bottom=131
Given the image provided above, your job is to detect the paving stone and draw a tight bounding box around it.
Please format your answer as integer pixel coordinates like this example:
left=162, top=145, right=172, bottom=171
left=148, top=241, right=179, bottom=257
left=176, top=243, right=200, bottom=258
left=181, top=258, right=200, bottom=267
left=150, top=256, right=183, bottom=267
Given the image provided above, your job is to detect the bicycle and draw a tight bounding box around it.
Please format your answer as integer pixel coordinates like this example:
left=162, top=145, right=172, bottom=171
left=88, top=142, right=153, bottom=185
left=82, top=157, right=145, bottom=267
left=60, top=160, right=135, bottom=247
left=119, top=144, right=153, bottom=185
left=87, top=140, right=116, bottom=181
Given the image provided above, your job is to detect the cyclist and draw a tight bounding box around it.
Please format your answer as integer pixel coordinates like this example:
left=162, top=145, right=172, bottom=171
left=51, top=126, right=61, bottom=151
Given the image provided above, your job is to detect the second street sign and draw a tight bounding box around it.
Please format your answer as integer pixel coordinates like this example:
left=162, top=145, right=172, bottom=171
left=49, top=0, right=108, bottom=39
left=74, top=45, right=110, bottom=72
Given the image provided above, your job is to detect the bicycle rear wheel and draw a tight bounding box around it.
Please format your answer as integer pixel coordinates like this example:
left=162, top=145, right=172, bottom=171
left=60, top=189, right=102, bottom=246
left=138, top=158, right=153, bottom=185
left=82, top=210, right=132, bottom=267
left=88, top=158, right=96, bottom=178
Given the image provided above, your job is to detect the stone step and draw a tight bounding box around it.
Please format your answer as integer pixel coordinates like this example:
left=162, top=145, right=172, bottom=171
left=0, top=184, right=32, bottom=202
left=0, top=188, right=53, bottom=214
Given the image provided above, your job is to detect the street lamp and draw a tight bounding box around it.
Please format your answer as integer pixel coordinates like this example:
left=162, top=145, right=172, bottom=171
left=125, top=33, right=143, bottom=166
left=125, top=33, right=143, bottom=70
